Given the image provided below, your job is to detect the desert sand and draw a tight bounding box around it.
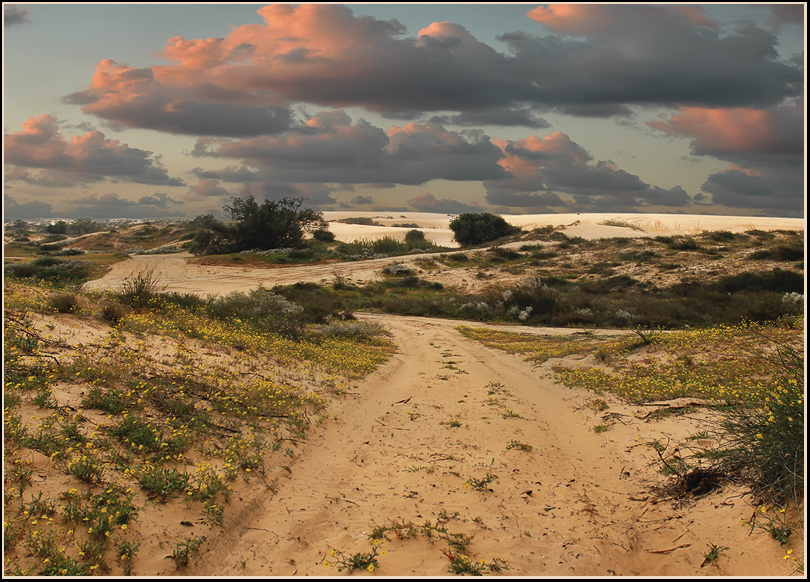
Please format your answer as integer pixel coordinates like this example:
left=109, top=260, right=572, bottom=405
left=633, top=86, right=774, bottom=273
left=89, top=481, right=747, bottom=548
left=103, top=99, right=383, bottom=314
left=322, top=211, right=806, bottom=248
left=11, top=213, right=805, bottom=577
left=83, top=212, right=805, bottom=299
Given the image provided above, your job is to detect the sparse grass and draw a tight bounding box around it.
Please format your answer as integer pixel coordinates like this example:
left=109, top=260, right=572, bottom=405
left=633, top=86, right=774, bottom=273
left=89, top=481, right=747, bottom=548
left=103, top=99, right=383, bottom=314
left=2, top=277, right=395, bottom=576
left=701, top=543, right=728, bottom=567
left=506, top=441, right=533, bottom=452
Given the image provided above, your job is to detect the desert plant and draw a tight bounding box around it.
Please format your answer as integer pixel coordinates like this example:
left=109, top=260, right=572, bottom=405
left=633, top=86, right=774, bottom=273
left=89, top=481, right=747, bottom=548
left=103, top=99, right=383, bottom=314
left=170, top=536, right=206, bottom=567
left=115, top=268, right=166, bottom=308
left=327, top=541, right=384, bottom=573
left=50, top=291, right=80, bottom=313
left=709, top=341, right=803, bottom=502
left=449, top=213, right=520, bottom=246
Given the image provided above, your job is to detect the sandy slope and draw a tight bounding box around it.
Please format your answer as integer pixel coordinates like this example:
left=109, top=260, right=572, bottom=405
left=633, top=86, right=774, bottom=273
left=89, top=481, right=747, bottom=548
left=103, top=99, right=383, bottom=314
left=70, top=213, right=803, bottom=576
left=176, top=314, right=796, bottom=577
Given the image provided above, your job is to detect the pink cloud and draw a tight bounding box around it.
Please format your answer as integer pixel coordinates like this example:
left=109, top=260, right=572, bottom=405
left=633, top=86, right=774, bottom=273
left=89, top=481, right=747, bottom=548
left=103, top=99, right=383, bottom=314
left=648, top=105, right=801, bottom=156
left=4, top=115, right=183, bottom=185
left=526, top=4, right=615, bottom=35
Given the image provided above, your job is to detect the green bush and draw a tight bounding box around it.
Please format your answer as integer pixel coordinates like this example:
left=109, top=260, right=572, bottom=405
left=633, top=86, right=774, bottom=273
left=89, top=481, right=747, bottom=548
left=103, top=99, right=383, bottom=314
left=717, top=269, right=804, bottom=294
left=449, top=213, right=520, bottom=246
left=313, top=229, right=336, bottom=242
left=115, top=268, right=166, bottom=308
left=710, top=342, right=804, bottom=503
left=5, top=257, right=92, bottom=285
left=210, top=287, right=305, bottom=336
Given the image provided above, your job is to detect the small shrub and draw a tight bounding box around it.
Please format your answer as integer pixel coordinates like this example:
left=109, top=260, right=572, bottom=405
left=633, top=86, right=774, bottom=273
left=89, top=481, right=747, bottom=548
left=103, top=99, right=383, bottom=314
left=116, top=268, right=166, bottom=308
left=50, top=291, right=79, bottom=313
left=171, top=536, right=206, bottom=567
left=312, top=229, right=335, bottom=242
left=382, top=263, right=415, bottom=276
left=404, top=229, right=426, bottom=246
left=100, top=301, right=129, bottom=324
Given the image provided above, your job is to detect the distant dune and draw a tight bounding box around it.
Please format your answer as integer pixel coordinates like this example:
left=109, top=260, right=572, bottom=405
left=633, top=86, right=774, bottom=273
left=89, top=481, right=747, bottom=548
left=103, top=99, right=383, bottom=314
left=322, top=211, right=805, bottom=247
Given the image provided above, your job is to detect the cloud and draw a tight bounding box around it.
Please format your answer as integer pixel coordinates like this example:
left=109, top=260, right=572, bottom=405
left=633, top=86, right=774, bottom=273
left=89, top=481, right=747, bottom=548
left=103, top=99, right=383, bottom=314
left=66, top=3, right=801, bottom=136
left=4, top=115, right=185, bottom=186
left=4, top=6, right=31, bottom=27
left=64, top=192, right=183, bottom=219
left=484, top=131, right=691, bottom=211
left=769, top=4, right=805, bottom=26
left=517, top=4, right=802, bottom=109
left=350, top=195, right=374, bottom=205
left=3, top=194, right=52, bottom=219
left=188, top=179, right=233, bottom=199
left=649, top=102, right=804, bottom=215
left=64, top=59, right=295, bottom=137
left=193, top=112, right=508, bottom=189
left=648, top=103, right=804, bottom=164
left=407, top=193, right=483, bottom=214
left=429, top=106, right=551, bottom=129
left=701, top=167, right=803, bottom=215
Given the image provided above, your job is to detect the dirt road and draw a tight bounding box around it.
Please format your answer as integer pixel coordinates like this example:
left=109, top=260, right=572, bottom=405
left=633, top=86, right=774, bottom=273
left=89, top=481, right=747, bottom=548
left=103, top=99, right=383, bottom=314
left=82, top=251, right=494, bottom=297
left=176, top=314, right=785, bottom=577
left=82, top=254, right=795, bottom=577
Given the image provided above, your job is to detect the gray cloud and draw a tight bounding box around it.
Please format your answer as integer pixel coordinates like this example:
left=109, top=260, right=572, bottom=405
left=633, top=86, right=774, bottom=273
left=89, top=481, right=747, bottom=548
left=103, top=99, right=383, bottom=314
left=66, top=4, right=802, bottom=139
left=193, top=113, right=508, bottom=189
left=701, top=168, right=804, bottom=216
left=3, top=194, right=52, bottom=219
left=407, top=193, right=483, bottom=214
left=5, top=115, right=184, bottom=186
left=4, top=6, right=31, bottom=27
left=64, top=192, right=183, bottom=219
left=429, top=106, right=551, bottom=129
left=350, top=195, right=374, bottom=205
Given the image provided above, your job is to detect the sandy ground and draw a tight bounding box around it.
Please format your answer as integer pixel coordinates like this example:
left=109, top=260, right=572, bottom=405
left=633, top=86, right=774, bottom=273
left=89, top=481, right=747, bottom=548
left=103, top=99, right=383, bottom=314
left=82, top=212, right=806, bottom=299
left=64, top=214, right=807, bottom=576
left=171, top=313, right=797, bottom=577
left=320, top=211, right=806, bottom=248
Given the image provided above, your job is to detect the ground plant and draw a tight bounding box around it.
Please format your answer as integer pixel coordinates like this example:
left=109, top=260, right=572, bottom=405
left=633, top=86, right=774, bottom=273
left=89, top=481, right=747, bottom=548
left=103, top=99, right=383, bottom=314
left=3, top=277, right=394, bottom=576
left=461, top=319, right=805, bottom=510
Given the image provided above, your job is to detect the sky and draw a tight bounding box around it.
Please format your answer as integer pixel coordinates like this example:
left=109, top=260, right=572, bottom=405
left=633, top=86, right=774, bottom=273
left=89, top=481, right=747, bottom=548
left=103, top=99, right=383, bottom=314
left=2, top=3, right=806, bottom=221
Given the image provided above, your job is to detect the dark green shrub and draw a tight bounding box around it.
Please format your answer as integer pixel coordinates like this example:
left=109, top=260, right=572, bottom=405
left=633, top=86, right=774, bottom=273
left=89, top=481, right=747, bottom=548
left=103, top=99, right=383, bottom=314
left=5, top=257, right=92, bottom=285
left=488, top=247, right=521, bottom=261
left=749, top=245, right=804, bottom=262
left=449, top=213, right=520, bottom=246
left=313, top=229, right=336, bottom=242
left=717, top=269, right=804, bottom=294
left=710, top=342, right=803, bottom=502
left=45, top=221, right=68, bottom=235
left=405, top=229, right=426, bottom=246
left=54, top=248, right=85, bottom=256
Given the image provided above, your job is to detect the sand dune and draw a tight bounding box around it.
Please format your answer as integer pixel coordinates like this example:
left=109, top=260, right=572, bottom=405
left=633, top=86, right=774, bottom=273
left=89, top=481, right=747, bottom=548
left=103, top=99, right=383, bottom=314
left=322, top=212, right=805, bottom=247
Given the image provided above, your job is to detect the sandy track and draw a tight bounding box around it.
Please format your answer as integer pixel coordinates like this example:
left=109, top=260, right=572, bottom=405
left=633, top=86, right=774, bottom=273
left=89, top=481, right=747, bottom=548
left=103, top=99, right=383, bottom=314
left=79, top=247, right=798, bottom=576
left=82, top=252, right=457, bottom=297
left=178, top=314, right=787, bottom=577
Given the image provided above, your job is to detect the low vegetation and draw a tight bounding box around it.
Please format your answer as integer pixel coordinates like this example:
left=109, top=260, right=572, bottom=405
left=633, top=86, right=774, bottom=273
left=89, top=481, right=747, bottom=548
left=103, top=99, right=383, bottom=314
left=460, top=316, right=804, bottom=518
left=3, top=276, right=394, bottom=576
left=3, top=215, right=804, bottom=575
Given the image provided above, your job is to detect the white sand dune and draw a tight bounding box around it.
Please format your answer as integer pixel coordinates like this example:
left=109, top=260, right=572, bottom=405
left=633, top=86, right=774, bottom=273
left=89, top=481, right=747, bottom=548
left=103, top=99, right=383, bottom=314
left=323, top=211, right=804, bottom=247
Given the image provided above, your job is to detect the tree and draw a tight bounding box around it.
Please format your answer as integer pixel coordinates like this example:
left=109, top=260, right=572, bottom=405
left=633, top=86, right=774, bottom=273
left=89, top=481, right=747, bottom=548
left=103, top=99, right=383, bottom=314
left=404, top=229, right=426, bottom=246
left=448, top=213, right=520, bottom=246
left=45, top=220, right=68, bottom=235
left=68, top=217, right=103, bottom=235
left=188, top=195, right=327, bottom=255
